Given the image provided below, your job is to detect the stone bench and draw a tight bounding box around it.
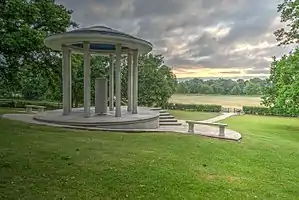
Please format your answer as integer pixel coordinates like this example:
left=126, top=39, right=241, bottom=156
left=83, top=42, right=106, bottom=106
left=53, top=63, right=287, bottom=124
left=25, top=105, right=46, bottom=113
left=186, top=120, right=228, bottom=137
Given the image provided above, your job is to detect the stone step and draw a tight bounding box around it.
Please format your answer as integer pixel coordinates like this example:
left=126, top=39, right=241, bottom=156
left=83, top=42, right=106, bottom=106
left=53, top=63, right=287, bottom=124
left=159, top=112, right=171, bottom=116
left=159, top=110, right=167, bottom=113
left=159, top=118, right=178, bottom=123
left=159, top=122, right=182, bottom=126
left=150, top=107, right=162, bottom=111
left=159, top=115, right=175, bottom=119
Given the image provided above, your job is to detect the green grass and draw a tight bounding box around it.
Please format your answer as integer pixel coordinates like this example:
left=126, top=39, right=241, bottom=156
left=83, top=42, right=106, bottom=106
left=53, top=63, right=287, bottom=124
left=0, top=109, right=299, bottom=199
left=0, top=107, right=23, bottom=114
left=170, top=94, right=262, bottom=108
left=168, top=110, right=219, bottom=120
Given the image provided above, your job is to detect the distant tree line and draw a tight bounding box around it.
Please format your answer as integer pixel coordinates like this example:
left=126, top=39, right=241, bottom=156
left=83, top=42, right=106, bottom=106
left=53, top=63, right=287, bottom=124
left=176, top=78, right=267, bottom=95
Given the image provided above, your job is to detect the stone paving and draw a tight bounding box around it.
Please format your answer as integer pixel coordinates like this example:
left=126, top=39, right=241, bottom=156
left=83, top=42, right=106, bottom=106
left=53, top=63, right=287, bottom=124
left=2, top=112, right=241, bottom=141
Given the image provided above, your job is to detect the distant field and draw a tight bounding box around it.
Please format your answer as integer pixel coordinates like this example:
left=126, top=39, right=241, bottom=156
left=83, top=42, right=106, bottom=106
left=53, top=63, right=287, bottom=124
left=170, top=94, right=262, bottom=108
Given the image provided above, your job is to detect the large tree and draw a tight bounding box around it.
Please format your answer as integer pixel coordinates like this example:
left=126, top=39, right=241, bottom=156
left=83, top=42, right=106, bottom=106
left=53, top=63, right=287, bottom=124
left=121, top=54, right=177, bottom=107
left=0, top=0, right=77, bottom=96
left=261, top=0, right=299, bottom=116
left=261, top=52, right=299, bottom=116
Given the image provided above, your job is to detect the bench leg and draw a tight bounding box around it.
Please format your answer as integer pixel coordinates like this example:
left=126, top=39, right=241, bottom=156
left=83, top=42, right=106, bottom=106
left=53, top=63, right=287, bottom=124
left=219, top=126, right=225, bottom=137
left=188, top=124, right=194, bottom=133
left=38, top=108, right=44, bottom=112
left=26, top=107, right=32, bottom=113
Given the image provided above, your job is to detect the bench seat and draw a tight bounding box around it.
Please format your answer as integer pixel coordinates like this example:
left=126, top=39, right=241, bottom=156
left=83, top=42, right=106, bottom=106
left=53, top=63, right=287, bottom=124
left=186, top=120, right=228, bottom=137
left=25, top=105, right=46, bottom=113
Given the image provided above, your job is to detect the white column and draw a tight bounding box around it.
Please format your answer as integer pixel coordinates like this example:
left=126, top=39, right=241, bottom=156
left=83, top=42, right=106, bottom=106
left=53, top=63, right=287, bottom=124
left=108, top=55, right=114, bottom=111
left=127, top=52, right=133, bottom=112
left=132, top=50, right=139, bottom=114
left=62, top=45, right=72, bottom=115
left=83, top=42, right=91, bottom=118
left=115, top=44, right=122, bottom=117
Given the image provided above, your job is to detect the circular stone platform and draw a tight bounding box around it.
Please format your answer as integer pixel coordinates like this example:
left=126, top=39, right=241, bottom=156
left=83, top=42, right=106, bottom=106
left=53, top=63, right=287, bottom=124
left=33, top=106, right=159, bottom=129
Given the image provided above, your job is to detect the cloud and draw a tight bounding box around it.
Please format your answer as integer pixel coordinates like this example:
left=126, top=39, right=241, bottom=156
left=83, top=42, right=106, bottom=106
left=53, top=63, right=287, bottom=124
left=56, top=0, right=288, bottom=78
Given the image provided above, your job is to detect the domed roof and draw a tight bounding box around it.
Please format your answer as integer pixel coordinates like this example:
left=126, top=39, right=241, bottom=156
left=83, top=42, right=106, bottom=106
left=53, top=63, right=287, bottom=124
left=44, top=26, right=153, bottom=54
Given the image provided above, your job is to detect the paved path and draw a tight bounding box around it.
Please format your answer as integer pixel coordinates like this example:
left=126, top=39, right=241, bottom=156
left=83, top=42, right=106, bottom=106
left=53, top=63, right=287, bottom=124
left=2, top=112, right=242, bottom=141
left=203, top=113, right=237, bottom=123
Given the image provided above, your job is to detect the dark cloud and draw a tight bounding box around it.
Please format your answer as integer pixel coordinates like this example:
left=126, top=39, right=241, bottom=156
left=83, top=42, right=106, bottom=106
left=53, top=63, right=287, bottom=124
left=56, top=0, right=287, bottom=77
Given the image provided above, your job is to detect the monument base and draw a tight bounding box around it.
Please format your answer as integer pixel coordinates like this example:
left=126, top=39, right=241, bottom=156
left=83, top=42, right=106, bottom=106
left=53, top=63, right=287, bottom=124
left=33, top=106, right=159, bottom=129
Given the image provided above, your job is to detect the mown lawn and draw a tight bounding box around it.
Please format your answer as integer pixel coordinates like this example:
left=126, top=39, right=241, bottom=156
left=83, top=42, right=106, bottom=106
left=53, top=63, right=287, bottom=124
left=0, top=107, right=23, bottom=114
left=0, top=109, right=298, bottom=200
left=168, top=110, right=219, bottom=120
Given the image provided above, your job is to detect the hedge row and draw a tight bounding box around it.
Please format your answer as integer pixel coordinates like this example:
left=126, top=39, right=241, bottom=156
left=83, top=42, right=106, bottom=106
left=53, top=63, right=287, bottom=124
left=163, top=103, right=222, bottom=112
left=0, top=99, right=62, bottom=110
left=242, top=106, right=298, bottom=117
left=242, top=106, right=271, bottom=115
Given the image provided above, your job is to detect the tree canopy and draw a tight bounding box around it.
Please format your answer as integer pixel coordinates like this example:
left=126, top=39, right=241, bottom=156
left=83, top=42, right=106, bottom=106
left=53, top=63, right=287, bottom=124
left=0, top=0, right=177, bottom=107
left=261, top=0, right=299, bottom=116
left=0, top=0, right=77, bottom=95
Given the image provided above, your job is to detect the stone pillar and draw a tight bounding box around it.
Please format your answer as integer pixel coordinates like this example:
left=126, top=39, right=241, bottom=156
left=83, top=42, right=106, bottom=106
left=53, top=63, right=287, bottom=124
left=108, top=55, right=114, bottom=111
left=83, top=42, right=91, bottom=118
left=62, top=45, right=72, bottom=115
left=115, top=44, right=122, bottom=117
left=127, top=52, right=133, bottom=112
left=132, top=50, right=139, bottom=114
left=95, top=78, right=107, bottom=115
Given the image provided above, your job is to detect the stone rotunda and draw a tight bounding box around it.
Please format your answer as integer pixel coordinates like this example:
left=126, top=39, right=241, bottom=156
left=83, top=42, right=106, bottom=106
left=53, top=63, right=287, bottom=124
left=34, top=26, right=160, bottom=129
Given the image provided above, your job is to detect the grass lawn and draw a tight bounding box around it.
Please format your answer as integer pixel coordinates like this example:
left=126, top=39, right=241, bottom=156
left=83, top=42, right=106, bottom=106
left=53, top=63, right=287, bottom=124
left=168, top=110, right=219, bottom=120
left=170, top=94, right=262, bottom=108
left=0, top=107, right=23, bottom=114
left=0, top=109, right=299, bottom=199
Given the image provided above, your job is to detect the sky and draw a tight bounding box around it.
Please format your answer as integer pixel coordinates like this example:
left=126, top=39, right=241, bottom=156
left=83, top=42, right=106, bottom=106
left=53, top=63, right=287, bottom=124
left=57, top=0, right=291, bottom=79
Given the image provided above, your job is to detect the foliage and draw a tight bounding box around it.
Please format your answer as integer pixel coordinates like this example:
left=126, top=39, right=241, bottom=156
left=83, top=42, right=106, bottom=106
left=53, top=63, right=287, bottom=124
left=71, top=55, right=108, bottom=107
left=274, top=0, right=299, bottom=45
left=242, top=106, right=272, bottom=116
left=261, top=49, right=299, bottom=116
left=0, top=0, right=77, bottom=95
left=177, top=78, right=266, bottom=95
left=0, top=99, right=62, bottom=109
left=122, top=53, right=177, bottom=107
left=260, top=0, right=299, bottom=117
left=164, top=103, right=222, bottom=112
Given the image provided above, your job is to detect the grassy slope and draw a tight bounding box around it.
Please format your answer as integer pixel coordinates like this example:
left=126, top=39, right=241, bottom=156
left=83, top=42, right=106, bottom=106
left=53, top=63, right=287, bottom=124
left=168, top=110, right=219, bottom=121
left=0, top=109, right=298, bottom=199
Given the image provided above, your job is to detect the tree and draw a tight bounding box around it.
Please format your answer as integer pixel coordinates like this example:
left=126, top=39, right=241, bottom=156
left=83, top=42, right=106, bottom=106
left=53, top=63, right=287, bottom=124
left=174, top=78, right=266, bottom=96
left=243, top=82, right=260, bottom=95
left=274, top=0, right=299, bottom=45
left=122, top=53, right=177, bottom=107
left=176, top=82, right=189, bottom=93
left=261, top=52, right=299, bottom=116
left=230, top=85, right=242, bottom=95
left=199, top=84, right=213, bottom=94
left=0, top=0, right=77, bottom=96
left=261, top=0, right=299, bottom=116
left=71, top=54, right=108, bottom=107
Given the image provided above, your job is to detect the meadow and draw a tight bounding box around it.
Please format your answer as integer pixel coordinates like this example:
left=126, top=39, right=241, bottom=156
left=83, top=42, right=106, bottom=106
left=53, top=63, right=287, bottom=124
left=170, top=94, right=262, bottom=108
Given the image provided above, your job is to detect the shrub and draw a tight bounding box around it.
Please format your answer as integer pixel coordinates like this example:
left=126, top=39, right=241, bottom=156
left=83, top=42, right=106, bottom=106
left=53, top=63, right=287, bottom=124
left=0, top=99, right=62, bottom=110
left=163, top=103, right=222, bottom=112
left=243, top=106, right=298, bottom=117
left=242, top=106, right=272, bottom=115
